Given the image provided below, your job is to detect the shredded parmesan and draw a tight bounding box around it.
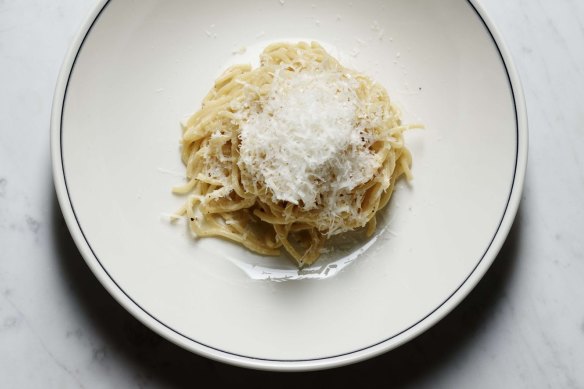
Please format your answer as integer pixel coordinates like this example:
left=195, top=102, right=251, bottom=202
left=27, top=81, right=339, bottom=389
left=237, top=68, right=381, bottom=233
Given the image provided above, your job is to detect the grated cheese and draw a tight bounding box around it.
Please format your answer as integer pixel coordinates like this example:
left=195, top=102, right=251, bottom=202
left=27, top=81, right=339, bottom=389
left=237, top=68, right=381, bottom=231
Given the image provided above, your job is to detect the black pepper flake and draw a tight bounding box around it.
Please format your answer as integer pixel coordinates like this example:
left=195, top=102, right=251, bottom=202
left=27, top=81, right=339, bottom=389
left=190, top=218, right=195, bottom=221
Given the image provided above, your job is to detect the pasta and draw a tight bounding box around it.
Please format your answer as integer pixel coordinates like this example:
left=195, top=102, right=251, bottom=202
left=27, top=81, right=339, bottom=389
left=172, top=42, right=416, bottom=267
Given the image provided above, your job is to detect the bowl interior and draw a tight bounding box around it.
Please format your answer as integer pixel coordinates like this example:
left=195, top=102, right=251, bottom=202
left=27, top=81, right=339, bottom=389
left=57, top=0, right=520, bottom=368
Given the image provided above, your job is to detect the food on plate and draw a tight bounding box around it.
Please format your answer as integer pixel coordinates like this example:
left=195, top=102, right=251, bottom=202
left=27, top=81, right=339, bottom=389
left=173, top=41, right=416, bottom=267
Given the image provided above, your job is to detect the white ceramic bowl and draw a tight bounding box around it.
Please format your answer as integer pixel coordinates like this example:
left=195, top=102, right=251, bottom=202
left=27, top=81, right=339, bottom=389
left=52, top=0, right=527, bottom=371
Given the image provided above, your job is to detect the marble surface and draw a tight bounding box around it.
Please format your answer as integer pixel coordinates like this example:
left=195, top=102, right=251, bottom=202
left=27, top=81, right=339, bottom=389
left=1, top=0, right=583, bottom=387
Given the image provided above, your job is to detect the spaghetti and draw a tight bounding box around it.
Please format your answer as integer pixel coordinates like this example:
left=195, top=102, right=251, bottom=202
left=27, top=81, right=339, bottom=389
left=173, top=42, right=416, bottom=267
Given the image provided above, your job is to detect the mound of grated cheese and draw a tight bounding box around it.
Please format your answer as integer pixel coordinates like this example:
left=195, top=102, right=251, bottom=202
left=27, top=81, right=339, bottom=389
left=237, top=68, right=382, bottom=233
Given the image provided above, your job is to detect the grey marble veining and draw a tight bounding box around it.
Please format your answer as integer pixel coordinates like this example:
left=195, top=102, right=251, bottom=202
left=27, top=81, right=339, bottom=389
left=1, top=0, right=584, bottom=387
